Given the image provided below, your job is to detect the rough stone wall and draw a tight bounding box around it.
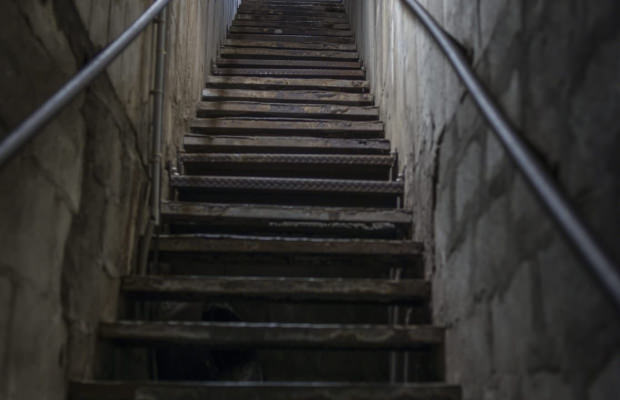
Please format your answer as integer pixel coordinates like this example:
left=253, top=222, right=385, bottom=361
left=344, top=0, right=620, bottom=399
left=0, top=1, right=238, bottom=399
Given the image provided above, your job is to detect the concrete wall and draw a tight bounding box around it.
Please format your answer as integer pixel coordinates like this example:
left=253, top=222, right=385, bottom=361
left=0, top=1, right=238, bottom=399
left=344, top=0, right=620, bottom=399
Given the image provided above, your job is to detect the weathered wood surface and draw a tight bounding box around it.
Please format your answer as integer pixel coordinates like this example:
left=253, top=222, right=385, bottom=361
left=100, top=321, right=443, bottom=349
left=215, top=57, right=361, bottom=70
left=195, top=102, right=379, bottom=120
left=230, top=26, right=352, bottom=37
left=70, top=381, right=462, bottom=400
left=233, top=20, right=350, bottom=30
left=228, top=33, right=354, bottom=44
left=202, top=88, right=373, bottom=106
left=212, top=67, right=364, bottom=79
left=223, top=39, right=357, bottom=51
left=161, top=201, right=412, bottom=224
left=205, top=76, right=368, bottom=92
left=156, top=234, right=422, bottom=255
left=189, top=118, right=383, bottom=137
left=122, top=276, right=430, bottom=303
left=219, top=47, right=359, bottom=60
left=183, top=135, right=391, bottom=154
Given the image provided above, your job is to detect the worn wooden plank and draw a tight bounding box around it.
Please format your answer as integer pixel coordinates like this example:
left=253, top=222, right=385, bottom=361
left=228, top=33, right=354, bottom=44
left=122, top=276, right=429, bottom=303
left=189, top=118, right=383, bottom=137
left=215, top=57, right=361, bottom=70
left=179, top=153, right=393, bottom=167
left=182, top=135, right=391, bottom=154
left=212, top=67, right=364, bottom=79
left=205, top=76, right=368, bottom=92
left=202, top=88, right=373, bottom=106
left=100, top=321, right=443, bottom=349
left=70, top=381, right=462, bottom=400
left=195, top=102, right=379, bottom=120
left=223, top=39, right=357, bottom=52
left=156, top=234, right=420, bottom=255
left=237, top=9, right=345, bottom=18
left=233, top=20, right=351, bottom=30
left=220, top=47, right=358, bottom=61
left=161, top=201, right=411, bottom=225
left=230, top=26, right=352, bottom=37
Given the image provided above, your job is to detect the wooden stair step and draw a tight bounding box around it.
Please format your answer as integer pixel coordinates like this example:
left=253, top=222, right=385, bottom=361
left=179, top=153, right=393, bottom=168
left=189, top=118, right=383, bottom=138
left=183, top=135, right=390, bottom=154
left=228, top=34, right=354, bottom=44
left=202, top=88, right=372, bottom=106
left=219, top=47, right=359, bottom=61
left=70, top=381, right=461, bottom=400
left=212, top=66, right=364, bottom=79
left=233, top=20, right=351, bottom=30
left=205, top=76, right=368, bottom=92
left=230, top=26, right=352, bottom=37
left=178, top=153, right=393, bottom=179
left=155, top=234, right=421, bottom=255
left=195, top=101, right=379, bottom=120
left=237, top=10, right=345, bottom=18
left=161, top=202, right=412, bottom=225
left=215, top=57, right=361, bottom=70
left=121, top=276, right=430, bottom=303
left=100, top=321, right=443, bottom=349
left=223, top=39, right=357, bottom=52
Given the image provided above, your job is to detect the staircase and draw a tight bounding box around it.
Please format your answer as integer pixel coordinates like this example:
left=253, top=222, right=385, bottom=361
left=71, top=0, right=460, bottom=399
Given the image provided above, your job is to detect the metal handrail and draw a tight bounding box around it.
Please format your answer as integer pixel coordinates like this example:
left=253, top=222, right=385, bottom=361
left=401, top=0, right=620, bottom=311
left=0, top=0, right=172, bottom=168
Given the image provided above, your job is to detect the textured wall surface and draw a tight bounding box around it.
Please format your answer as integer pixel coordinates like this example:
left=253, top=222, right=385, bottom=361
left=0, top=1, right=238, bottom=399
left=344, top=0, right=620, bottom=399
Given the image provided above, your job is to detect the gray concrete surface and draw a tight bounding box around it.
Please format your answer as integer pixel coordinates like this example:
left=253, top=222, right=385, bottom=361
left=0, top=1, right=239, bottom=398
left=344, top=0, right=620, bottom=398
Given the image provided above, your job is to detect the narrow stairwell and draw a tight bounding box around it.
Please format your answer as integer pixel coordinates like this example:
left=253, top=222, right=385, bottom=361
left=71, top=0, right=461, bottom=399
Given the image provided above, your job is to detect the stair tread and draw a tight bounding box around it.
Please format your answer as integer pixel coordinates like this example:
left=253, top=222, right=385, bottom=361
left=183, top=134, right=390, bottom=154
left=121, top=275, right=430, bottom=303
left=230, top=26, right=352, bottom=37
left=202, top=88, right=373, bottom=105
left=70, top=381, right=461, bottom=400
left=156, top=234, right=422, bottom=255
left=220, top=47, right=358, bottom=60
left=100, top=320, right=443, bottom=349
left=213, top=67, right=365, bottom=79
left=189, top=118, right=383, bottom=137
left=171, top=175, right=403, bottom=194
left=161, top=201, right=411, bottom=224
left=205, top=75, right=368, bottom=91
left=215, top=57, right=360, bottom=69
left=196, top=101, right=378, bottom=120
left=223, top=38, right=357, bottom=51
